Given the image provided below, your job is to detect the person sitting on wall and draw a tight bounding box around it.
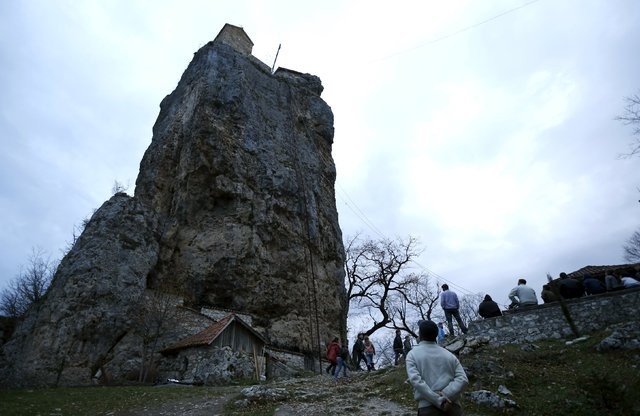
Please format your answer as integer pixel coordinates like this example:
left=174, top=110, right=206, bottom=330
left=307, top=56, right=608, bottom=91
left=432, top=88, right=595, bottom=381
left=583, top=273, right=606, bottom=295
left=605, top=272, right=625, bottom=291
left=540, top=284, right=559, bottom=303
left=557, top=272, right=585, bottom=299
left=478, top=294, right=502, bottom=318
left=508, top=278, right=539, bottom=309
left=621, top=275, right=640, bottom=289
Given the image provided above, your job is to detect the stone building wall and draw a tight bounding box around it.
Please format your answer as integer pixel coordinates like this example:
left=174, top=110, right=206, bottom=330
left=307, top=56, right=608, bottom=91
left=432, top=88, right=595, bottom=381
left=159, top=346, right=258, bottom=385
left=467, top=287, right=640, bottom=345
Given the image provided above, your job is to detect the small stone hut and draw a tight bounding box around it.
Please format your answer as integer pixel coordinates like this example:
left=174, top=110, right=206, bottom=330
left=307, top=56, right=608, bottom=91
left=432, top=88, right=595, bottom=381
left=160, top=314, right=266, bottom=384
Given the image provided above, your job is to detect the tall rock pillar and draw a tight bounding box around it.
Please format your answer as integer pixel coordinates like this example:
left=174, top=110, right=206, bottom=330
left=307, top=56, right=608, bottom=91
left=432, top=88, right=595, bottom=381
left=135, top=25, right=346, bottom=354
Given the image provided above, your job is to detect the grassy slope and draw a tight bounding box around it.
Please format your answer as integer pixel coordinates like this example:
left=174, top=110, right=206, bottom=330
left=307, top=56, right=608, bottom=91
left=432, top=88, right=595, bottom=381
left=0, top=385, right=233, bottom=416
left=374, top=331, right=640, bottom=415
left=2, top=331, right=639, bottom=415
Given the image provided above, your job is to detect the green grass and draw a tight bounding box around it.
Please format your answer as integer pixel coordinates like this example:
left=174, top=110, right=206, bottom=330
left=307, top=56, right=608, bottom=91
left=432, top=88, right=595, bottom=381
left=0, top=384, right=228, bottom=416
left=476, top=336, right=640, bottom=415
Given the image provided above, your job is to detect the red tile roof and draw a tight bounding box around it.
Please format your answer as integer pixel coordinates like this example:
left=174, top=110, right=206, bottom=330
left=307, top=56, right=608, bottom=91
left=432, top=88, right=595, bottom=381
left=160, top=313, right=265, bottom=353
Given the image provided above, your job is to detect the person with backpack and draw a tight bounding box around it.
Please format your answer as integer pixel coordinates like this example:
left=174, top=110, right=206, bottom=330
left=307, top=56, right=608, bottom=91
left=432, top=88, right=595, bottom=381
left=334, top=340, right=350, bottom=380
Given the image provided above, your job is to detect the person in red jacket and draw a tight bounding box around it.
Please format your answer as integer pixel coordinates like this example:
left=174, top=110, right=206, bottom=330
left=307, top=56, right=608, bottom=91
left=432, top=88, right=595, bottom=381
left=326, top=337, right=340, bottom=374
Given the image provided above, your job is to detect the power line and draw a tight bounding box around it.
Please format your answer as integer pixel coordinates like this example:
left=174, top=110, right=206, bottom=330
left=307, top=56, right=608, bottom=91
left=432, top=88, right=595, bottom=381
left=336, top=181, right=476, bottom=296
left=370, top=0, right=542, bottom=63
left=335, top=183, right=386, bottom=239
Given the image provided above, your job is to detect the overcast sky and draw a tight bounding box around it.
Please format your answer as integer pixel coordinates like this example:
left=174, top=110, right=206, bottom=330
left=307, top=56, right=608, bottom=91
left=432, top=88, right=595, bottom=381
left=1, top=0, right=639, bottom=311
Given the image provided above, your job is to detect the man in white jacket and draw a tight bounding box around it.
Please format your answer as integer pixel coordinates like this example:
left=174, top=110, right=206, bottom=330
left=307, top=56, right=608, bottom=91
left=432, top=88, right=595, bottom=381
left=406, top=320, right=468, bottom=415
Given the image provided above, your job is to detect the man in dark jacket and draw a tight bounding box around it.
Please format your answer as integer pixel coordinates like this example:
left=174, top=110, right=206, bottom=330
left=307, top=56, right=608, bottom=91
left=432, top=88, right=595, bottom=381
left=558, top=272, right=585, bottom=299
left=478, top=294, right=502, bottom=318
left=583, top=273, right=606, bottom=295
left=352, top=333, right=366, bottom=371
left=393, top=329, right=404, bottom=365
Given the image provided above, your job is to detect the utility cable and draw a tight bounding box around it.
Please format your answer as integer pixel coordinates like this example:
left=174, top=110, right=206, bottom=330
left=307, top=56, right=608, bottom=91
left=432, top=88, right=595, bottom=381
left=336, top=182, right=477, bottom=296
left=370, top=0, right=542, bottom=63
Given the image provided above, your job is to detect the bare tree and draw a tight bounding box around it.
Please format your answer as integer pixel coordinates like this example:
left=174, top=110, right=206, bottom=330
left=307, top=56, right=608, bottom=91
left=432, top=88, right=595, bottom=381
left=390, top=273, right=441, bottom=337
left=458, top=293, right=484, bottom=325
left=623, top=229, right=640, bottom=263
left=616, top=92, right=640, bottom=157
left=0, top=248, right=56, bottom=318
left=134, top=290, right=178, bottom=383
left=345, top=235, right=423, bottom=336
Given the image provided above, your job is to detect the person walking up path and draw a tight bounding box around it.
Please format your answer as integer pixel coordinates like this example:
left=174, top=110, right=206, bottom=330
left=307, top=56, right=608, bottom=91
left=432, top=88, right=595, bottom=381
left=334, top=340, right=349, bottom=381
left=326, top=337, right=340, bottom=375
left=363, top=335, right=376, bottom=371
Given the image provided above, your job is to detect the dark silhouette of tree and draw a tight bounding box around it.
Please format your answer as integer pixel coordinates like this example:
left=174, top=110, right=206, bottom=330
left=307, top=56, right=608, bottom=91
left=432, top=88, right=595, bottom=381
left=0, top=248, right=56, bottom=318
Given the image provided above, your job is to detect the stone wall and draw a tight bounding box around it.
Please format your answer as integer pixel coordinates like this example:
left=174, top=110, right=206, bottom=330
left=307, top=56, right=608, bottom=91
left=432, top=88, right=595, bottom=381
left=467, top=288, right=640, bottom=345
left=265, top=347, right=309, bottom=379
left=159, top=345, right=259, bottom=385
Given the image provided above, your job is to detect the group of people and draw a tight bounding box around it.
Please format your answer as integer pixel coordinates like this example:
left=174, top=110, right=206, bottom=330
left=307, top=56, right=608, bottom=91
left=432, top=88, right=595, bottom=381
left=325, top=337, right=350, bottom=380
left=540, top=270, right=640, bottom=303
left=327, top=320, right=469, bottom=414
left=352, top=334, right=376, bottom=371
left=326, top=268, right=640, bottom=414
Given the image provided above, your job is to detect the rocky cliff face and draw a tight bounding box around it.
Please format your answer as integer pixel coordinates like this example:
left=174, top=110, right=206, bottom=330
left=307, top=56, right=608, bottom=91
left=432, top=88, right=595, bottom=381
left=134, top=37, right=346, bottom=351
left=0, top=26, right=346, bottom=387
left=0, top=194, right=160, bottom=387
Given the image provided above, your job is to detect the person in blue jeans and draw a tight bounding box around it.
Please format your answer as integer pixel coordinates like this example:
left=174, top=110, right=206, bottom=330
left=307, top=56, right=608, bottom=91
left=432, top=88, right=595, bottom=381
left=437, top=322, right=445, bottom=345
left=334, top=340, right=350, bottom=380
left=363, top=335, right=376, bottom=371
left=439, top=284, right=468, bottom=337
